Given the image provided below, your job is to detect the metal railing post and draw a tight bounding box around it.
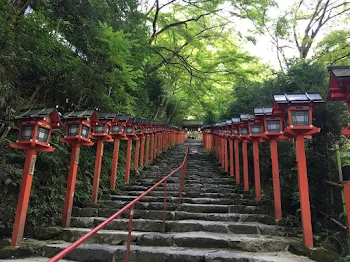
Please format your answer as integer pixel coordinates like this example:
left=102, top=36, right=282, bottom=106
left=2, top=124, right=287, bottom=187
left=49, top=146, right=190, bottom=262
left=126, top=204, right=134, bottom=262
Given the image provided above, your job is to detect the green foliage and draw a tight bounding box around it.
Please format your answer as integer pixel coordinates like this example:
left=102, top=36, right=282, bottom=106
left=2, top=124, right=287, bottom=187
left=225, top=60, right=349, bottom=254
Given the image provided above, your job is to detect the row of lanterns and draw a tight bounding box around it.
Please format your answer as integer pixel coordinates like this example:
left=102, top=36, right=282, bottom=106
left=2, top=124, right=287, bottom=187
left=9, top=109, right=186, bottom=246
left=202, top=92, right=323, bottom=248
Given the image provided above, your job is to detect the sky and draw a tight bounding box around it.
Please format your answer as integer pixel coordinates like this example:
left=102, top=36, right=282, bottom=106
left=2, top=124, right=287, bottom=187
left=155, top=0, right=340, bottom=69
left=154, top=0, right=293, bottom=69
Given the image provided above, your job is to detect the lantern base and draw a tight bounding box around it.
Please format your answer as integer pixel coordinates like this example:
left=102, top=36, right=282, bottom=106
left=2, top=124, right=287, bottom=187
left=10, top=141, right=55, bottom=152
left=91, top=134, right=113, bottom=141
left=60, top=137, right=94, bottom=146
left=283, top=126, right=320, bottom=137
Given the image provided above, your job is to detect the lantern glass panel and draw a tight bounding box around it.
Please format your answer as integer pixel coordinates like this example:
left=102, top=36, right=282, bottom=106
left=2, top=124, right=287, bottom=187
left=240, top=128, right=248, bottom=135
left=251, top=125, right=262, bottom=134
left=36, top=127, right=49, bottom=143
left=94, top=126, right=105, bottom=134
left=112, top=125, right=120, bottom=133
left=291, top=110, right=309, bottom=126
left=126, top=126, right=133, bottom=134
left=68, top=124, right=79, bottom=136
left=106, top=126, right=110, bottom=134
left=81, top=125, right=90, bottom=138
left=21, top=125, right=34, bottom=140
left=266, top=120, right=280, bottom=132
left=233, top=130, right=238, bottom=135
left=122, top=126, right=125, bottom=133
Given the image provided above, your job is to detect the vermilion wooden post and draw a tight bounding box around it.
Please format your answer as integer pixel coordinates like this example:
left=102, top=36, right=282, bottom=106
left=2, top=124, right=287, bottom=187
left=343, top=182, right=350, bottom=234
left=11, top=149, right=37, bottom=246
left=145, top=134, right=150, bottom=165
left=224, top=138, right=229, bottom=173
left=270, top=139, right=282, bottom=219
left=134, top=139, right=140, bottom=171
left=253, top=140, right=261, bottom=201
left=150, top=133, right=154, bottom=163
left=215, top=136, right=217, bottom=160
left=221, top=138, right=225, bottom=168
left=242, top=140, right=249, bottom=191
left=229, top=139, right=234, bottom=177
left=296, top=135, right=313, bottom=248
left=234, top=140, right=240, bottom=184
left=140, top=136, right=145, bottom=167
left=154, top=132, right=158, bottom=159
left=110, top=138, right=120, bottom=190
left=91, top=140, right=104, bottom=204
left=125, top=139, right=132, bottom=184
left=62, top=144, right=81, bottom=227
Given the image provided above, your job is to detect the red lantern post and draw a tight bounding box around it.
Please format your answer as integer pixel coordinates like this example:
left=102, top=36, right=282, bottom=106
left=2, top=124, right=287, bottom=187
left=327, top=66, right=350, bottom=233
left=10, top=108, right=60, bottom=246
left=273, top=93, right=324, bottom=248
left=248, top=113, right=265, bottom=201
left=131, top=118, right=143, bottom=172
left=139, top=120, right=146, bottom=168
left=124, top=116, right=138, bottom=184
left=145, top=121, right=151, bottom=166
left=239, top=114, right=254, bottom=191
left=226, top=120, right=234, bottom=178
left=60, top=110, right=98, bottom=227
left=258, top=107, right=285, bottom=220
left=232, top=118, right=241, bottom=184
left=109, top=114, right=128, bottom=190
left=90, top=113, right=115, bottom=204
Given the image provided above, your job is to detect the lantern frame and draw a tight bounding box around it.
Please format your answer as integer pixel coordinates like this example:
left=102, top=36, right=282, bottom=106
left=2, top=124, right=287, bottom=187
left=272, top=93, right=323, bottom=137
left=327, top=66, right=350, bottom=135
left=60, top=110, right=98, bottom=146
left=239, top=114, right=254, bottom=140
left=110, top=114, right=128, bottom=140
left=11, top=108, right=61, bottom=152
left=90, top=113, right=115, bottom=142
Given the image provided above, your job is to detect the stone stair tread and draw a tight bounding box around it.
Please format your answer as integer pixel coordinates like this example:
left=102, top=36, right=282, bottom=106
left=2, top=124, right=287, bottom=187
left=70, top=216, right=285, bottom=235
left=42, top=241, right=314, bottom=262
left=0, top=257, right=74, bottom=262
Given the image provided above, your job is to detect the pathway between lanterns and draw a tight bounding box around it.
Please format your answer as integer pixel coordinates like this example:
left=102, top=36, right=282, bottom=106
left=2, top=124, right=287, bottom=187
left=3, top=140, right=314, bottom=262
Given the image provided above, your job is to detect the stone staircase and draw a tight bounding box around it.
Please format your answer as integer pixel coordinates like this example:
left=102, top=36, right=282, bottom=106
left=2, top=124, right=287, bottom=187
left=2, top=141, right=314, bottom=262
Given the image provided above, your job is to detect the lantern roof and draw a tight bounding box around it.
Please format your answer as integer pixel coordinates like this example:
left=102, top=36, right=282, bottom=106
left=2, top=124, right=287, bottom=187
left=63, top=109, right=97, bottom=119
left=117, top=114, right=131, bottom=122
left=131, top=117, right=143, bottom=124
left=96, top=112, right=118, bottom=120
left=240, top=114, right=254, bottom=121
left=273, top=93, right=323, bottom=104
left=15, top=108, right=61, bottom=124
left=328, top=66, right=350, bottom=81
left=254, top=107, right=273, bottom=116
left=231, top=118, right=240, bottom=124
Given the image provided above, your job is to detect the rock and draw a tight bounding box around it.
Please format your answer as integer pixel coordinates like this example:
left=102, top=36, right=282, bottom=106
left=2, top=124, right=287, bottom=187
left=288, top=242, right=341, bottom=262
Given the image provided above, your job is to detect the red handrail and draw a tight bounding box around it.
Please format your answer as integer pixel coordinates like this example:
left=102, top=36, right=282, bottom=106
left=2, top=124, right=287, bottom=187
left=49, top=146, right=190, bottom=262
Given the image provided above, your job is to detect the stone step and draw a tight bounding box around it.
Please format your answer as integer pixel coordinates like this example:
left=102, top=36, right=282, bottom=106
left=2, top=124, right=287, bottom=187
left=72, top=203, right=266, bottom=218
left=101, top=195, right=263, bottom=206
left=35, top=227, right=298, bottom=253
left=0, top=258, right=74, bottom=262
left=112, top=190, right=252, bottom=199
left=120, top=184, right=241, bottom=192
left=177, top=203, right=265, bottom=214
left=68, top=217, right=288, bottom=236
left=42, top=241, right=314, bottom=262
left=72, top=207, right=277, bottom=224
left=137, top=231, right=297, bottom=252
